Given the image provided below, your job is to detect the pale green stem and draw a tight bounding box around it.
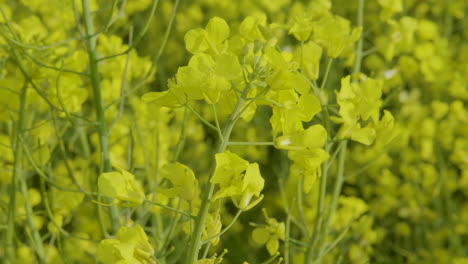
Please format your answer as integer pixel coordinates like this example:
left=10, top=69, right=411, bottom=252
left=314, top=140, right=347, bottom=264
left=304, top=58, right=336, bottom=264
left=173, top=108, right=188, bottom=162
left=186, top=104, right=218, bottom=131
left=144, top=199, right=195, bottom=220
left=185, top=84, right=251, bottom=264
left=212, top=104, right=223, bottom=140
left=284, top=208, right=291, bottom=264
left=12, top=81, right=46, bottom=263
left=353, top=0, right=365, bottom=75
left=19, top=136, right=87, bottom=194
left=297, top=180, right=309, bottom=237
left=260, top=252, right=281, bottom=264
left=4, top=82, right=26, bottom=264
left=306, top=0, right=364, bottom=261
left=97, top=0, right=160, bottom=62
left=38, top=168, right=95, bottom=242
left=201, top=243, right=211, bottom=259
left=304, top=144, right=330, bottom=264
left=320, top=58, right=333, bottom=91
left=157, top=199, right=183, bottom=261
left=153, top=0, right=180, bottom=64
left=227, top=141, right=274, bottom=146
left=81, top=0, right=120, bottom=233
left=444, top=0, right=453, bottom=39
left=320, top=227, right=349, bottom=258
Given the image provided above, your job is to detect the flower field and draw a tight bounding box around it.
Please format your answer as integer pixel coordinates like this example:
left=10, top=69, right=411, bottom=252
left=0, top=0, right=467, bottom=263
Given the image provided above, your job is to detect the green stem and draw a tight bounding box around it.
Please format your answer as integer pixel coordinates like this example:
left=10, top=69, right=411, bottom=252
left=284, top=208, right=291, bottom=264
left=314, top=140, right=347, bottom=264
left=304, top=57, right=338, bottom=264
left=304, top=144, right=330, bottom=264
left=157, top=199, right=183, bottom=261
left=186, top=104, right=218, bottom=131
left=144, top=199, right=196, bottom=219
left=297, top=180, right=309, bottom=237
left=227, top=141, right=274, bottom=146
left=11, top=81, right=46, bottom=263
left=353, top=0, right=365, bottom=76
left=260, top=252, right=281, bottom=264
left=435, top=142, right=463, bottom=254
left=97, top=0, right=160, bottom=62
left=320, top=58, right=333, bottom=91
left=81, top=0, right=120, bottom=233
left=153, top=0, right=180, bottom=64
left=4, top=82, right=27, bottom=264
left=212, top=104, right=223, bottom=140
left=444, top=0, right=453, bottom=39
left=185, top=86, right=251, bottom=264
left=173, top=108, right=188, bottom=162
left=78, top=125, right=107, bottom=237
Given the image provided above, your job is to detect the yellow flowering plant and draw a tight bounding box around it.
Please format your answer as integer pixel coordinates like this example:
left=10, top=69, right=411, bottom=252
left=0, top=0, right=467, bottom=264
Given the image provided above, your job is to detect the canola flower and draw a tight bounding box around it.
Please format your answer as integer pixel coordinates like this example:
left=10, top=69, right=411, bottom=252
left=0, top=0, right=467, bottom=264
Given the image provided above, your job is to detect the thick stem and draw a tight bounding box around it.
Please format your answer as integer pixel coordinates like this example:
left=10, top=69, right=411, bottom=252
left=4, top=82, right=27, bottom=264
left=304, top=66, right=335, bottom=263
left=314, top=140, right=347, bottom=264
left=185, top=89, right=249, bottom=264
left=8, top=81, right=46, bottom=263
left=305, top=1, right=364, bottom=261
left=353, top=0, right=365, bottom=75
left=304, top=144, right=330, bottom=264
left=81, top=0, right=120, bottom=233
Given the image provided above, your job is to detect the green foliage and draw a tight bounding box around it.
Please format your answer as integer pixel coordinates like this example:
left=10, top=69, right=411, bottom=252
left=0, top=0, right=467, bottom=264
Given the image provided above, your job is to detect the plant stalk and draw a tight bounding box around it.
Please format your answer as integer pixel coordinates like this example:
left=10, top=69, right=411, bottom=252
left=81, top=0, right=120, bottom=233
left=314, top=140, right=348, bottom=264
left=185, top=87, right=250, bottom=264
left=4, top=82, right=27, bottom=264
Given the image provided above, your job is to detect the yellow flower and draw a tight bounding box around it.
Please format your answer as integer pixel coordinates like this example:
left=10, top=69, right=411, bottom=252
left=97, top=225, right=155, bottom=264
